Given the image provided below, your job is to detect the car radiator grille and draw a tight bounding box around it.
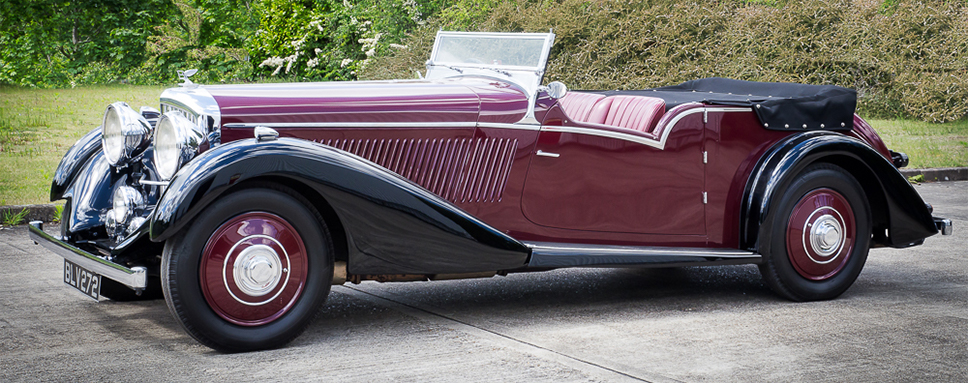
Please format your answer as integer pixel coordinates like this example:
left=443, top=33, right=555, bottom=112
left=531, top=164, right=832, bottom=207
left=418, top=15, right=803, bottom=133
left=160, top=103, right=202, bottom=126
left=320, top=138, right=518, bottom=203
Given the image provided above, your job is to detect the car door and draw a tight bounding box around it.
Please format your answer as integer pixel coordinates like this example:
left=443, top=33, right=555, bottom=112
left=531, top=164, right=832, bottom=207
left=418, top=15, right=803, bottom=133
left=520, top=109, right=706, bottom=235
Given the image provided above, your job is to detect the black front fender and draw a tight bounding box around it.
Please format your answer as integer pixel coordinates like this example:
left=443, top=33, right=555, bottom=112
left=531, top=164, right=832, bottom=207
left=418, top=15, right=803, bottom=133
left=62, top=151, right=117, bottom=235
left=149, top=138, right=531, bottom=274
left=51, top=127, right=102, bottom=201
left=742, top=131, right=937, bottom=250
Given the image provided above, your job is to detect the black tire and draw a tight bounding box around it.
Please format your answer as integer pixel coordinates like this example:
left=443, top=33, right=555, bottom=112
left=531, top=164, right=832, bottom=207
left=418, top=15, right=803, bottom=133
left=162, top=185, right=334, bottom=352
left=757, top=163, right=871, bottom=301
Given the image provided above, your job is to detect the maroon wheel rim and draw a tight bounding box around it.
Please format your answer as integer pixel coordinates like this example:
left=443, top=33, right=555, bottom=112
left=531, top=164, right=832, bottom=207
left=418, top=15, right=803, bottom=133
left=786, top=188, right=856, bottom=281
left=200, top=212, right=308, bottom=326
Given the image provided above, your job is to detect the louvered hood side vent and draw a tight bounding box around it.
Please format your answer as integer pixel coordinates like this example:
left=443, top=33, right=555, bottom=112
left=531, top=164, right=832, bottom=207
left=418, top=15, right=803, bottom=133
left=320, top=138, right=518, bottom=203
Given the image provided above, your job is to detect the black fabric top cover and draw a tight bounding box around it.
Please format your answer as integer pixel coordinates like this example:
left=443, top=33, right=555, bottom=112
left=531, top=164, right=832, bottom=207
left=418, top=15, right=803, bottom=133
left=594, top=77, right=857, bottom=131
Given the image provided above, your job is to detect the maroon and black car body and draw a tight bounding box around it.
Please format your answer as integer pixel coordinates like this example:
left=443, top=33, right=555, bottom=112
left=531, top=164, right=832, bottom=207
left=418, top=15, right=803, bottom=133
left=30, top=31, right=952, bottom=351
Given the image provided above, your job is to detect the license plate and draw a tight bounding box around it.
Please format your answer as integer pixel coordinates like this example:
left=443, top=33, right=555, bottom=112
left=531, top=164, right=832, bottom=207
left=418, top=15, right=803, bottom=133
left=64, top=259, right=101, bottom=301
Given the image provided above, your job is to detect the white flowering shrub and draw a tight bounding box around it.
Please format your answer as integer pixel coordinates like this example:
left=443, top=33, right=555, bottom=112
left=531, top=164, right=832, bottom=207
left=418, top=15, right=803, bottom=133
left=250, top=0, right=442, bottom=80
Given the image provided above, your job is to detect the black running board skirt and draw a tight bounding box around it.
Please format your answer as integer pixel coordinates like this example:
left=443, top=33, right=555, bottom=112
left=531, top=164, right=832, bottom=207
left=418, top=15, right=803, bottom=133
left=525, top=241, right=761, bottom=268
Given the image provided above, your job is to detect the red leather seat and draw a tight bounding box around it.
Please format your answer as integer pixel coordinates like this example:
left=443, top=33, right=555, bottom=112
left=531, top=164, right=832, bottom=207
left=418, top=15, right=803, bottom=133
left=586, top=97, right=614, bottom=125
left=558, top=92, right=606, bottom=123
left=601, top=95, right=666, bottom=133
left=559, top=93, right=666, bottom=134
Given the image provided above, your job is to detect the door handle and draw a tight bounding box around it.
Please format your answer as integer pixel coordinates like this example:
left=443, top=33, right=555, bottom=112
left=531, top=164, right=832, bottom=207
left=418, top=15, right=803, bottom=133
left=536, top=150, right=560, bottom=158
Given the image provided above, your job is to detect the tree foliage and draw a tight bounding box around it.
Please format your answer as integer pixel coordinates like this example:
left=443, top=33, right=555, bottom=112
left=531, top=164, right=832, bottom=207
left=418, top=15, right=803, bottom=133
left=248, top=0, right=448, bottom=80
left=0, top=0, right=450, bottom=86
left=0, top=0, right=175, bottom=86
left=143, top=0, right=254, bottom=84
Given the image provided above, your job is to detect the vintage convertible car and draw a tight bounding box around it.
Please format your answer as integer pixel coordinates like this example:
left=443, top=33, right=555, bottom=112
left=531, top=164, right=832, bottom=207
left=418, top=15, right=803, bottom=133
left=30, top=31, right=952, bottom=352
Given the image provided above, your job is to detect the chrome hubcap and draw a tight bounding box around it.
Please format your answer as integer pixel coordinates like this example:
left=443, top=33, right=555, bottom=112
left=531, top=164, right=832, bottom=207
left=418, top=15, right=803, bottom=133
left=221, top=234, right=292, bottom=306
left=803, top=208, right=846, bottom=264
left=810, top=214, right=843, bottom=258
left=233, top=244, right=283, bottom=297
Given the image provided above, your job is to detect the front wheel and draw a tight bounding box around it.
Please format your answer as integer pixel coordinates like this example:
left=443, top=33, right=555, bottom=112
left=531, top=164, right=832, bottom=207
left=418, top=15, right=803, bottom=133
left=162, top=185, right=334, bottom=352
left=758, top=163, right=872, bottom=301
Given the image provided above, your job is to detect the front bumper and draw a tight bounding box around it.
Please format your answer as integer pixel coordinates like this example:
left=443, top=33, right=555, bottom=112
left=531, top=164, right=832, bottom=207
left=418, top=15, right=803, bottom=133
left=28, top=221, right=147, bottom=290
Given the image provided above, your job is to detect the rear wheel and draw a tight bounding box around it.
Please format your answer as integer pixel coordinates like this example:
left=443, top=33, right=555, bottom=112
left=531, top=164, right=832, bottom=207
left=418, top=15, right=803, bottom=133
left=758, top=163, right=871, bottom=301
left=162, top=185, right=333, bottom=352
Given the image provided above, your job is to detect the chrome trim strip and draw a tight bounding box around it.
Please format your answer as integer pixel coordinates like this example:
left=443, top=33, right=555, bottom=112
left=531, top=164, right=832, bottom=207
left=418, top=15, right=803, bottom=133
left=541, top=125, right=665, bottom=149
left=541, top=106, right=752, bottom=150
left=696, top=107, right=752, bottom=113
left=138, top=174, right=170, bottom=187
left=654, top=106, right=751, bottom=148
left=527, top=241, right=758, bottom=258
left=525, top=241, right=759, bottom=268
left=28, top=222, right=147, bottom=290
left=139, top=180, right=170, bottom=186
left=661, top=107, right=752, bottom=147
left=223, top=122, right=479, bottom=129
left=224, top=121, right=543, bottom=131
left=477, top=122, right=541, bottom=131
left=221, top=107, right=754, bottom=140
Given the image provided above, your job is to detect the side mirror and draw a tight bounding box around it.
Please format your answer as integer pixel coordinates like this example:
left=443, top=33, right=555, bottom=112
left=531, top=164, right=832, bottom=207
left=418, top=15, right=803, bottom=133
left=547, top=81, right=568, bottom=99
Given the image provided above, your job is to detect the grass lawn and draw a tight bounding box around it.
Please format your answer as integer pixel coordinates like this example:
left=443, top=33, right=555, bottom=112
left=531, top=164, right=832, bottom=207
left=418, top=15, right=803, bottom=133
left=0, top=85, right=966, bottom=206
left=869, top=119, right=968, bottom=169
left=0, top=85, right=166, bottom=206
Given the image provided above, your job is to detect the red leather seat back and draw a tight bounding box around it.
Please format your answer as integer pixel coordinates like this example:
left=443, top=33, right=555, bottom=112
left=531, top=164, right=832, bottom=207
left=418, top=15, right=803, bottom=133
left=602, top=95, right=666, bottom=133
left=559, top=93, right=667, bottom=134
left=558, top=92, right=606, bottom=123
left=586, top=97, right=615, bottom=125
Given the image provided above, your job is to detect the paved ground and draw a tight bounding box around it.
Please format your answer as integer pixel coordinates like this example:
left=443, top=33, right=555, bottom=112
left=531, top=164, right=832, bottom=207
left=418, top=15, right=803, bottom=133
left=1, top=181, right=965, bottom=382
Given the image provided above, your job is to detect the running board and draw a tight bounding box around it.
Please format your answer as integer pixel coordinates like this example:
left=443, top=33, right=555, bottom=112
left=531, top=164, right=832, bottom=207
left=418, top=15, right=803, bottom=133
left=525, top=241, right=761, bottom=268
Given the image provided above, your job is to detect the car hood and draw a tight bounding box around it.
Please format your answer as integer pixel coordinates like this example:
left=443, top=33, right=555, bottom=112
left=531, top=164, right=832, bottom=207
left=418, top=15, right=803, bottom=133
left=205, top=78, right=530, bottom=126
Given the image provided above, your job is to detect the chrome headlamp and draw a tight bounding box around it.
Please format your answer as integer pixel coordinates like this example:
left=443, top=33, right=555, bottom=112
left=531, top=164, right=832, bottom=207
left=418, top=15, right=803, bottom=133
left=112, top=185, right=145, bottom=224
left=154, top=112, right=205, bottom=181
left=106, top=185, right=148, bottom=240
left=102, top=102, right=152, bottom=166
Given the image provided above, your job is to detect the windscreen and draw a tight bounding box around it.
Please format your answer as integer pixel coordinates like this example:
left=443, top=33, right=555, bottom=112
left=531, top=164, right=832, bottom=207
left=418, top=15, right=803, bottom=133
left=432, top=34, right=549, bottom=69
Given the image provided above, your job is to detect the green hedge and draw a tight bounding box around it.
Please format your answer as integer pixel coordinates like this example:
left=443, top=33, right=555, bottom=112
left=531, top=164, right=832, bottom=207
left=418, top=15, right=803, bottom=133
left=363, top=0, right=968, bottom=122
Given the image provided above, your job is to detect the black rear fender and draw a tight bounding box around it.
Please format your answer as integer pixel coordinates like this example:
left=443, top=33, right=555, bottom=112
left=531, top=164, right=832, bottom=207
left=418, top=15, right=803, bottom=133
left=742, top=131, right=937, bottom=250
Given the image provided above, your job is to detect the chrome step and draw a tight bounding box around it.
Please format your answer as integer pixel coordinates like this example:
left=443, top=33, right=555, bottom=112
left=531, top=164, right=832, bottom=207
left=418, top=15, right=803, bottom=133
left=525, top=241, right=760, bottom=268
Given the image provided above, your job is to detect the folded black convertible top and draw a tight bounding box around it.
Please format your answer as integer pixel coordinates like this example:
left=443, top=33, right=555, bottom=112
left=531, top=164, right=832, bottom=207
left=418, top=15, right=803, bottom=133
left=594, top=77, right=857, bottom=131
